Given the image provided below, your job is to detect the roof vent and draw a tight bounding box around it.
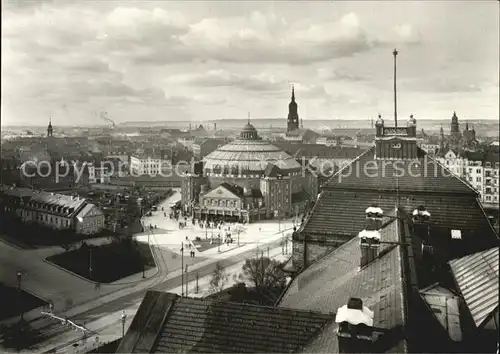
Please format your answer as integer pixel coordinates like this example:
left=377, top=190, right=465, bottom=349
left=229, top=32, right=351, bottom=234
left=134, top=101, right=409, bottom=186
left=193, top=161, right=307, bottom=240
left=335, top=297, right=374, bottom=326
left=451, top=229, right=462, bottom=240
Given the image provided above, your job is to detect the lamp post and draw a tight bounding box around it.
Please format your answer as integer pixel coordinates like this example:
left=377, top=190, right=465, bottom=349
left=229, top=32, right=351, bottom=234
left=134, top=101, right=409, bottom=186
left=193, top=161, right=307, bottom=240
left=195, top=272, right=199, bottom=294
left=185, top=265, right=188, bottom=296
left=89, top=248, right=93, bottom=280
left=16, top=271, right=22, bottom=290
left=181, top=242, right=184, bottom=297
left=217, top=234, right=221, bottom=253
left=121, top=310, right=127, bottom=337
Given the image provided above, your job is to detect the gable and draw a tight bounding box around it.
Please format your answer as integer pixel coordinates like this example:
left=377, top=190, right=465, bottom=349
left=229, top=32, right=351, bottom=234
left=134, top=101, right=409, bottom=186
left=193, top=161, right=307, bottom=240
left=203, top=185, right=241, bottom=200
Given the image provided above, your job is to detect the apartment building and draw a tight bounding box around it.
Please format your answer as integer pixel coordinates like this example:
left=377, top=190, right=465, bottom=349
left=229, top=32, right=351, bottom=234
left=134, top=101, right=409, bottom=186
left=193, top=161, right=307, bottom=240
left=436, top=148, right=499, bottom=205
left=130, top=155, right=171, bottom=176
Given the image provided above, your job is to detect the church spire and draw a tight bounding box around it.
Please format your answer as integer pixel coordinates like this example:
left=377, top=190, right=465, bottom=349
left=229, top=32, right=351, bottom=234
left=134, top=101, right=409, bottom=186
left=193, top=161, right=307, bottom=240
left=291, top=85, right=295, bottom=102
left=47, top=117, right=53, bottom=137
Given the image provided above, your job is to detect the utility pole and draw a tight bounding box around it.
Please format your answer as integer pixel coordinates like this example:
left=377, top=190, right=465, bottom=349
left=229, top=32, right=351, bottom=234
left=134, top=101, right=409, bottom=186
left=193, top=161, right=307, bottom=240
left=181, top=242, right=184, bottom=297
left=195, top=272, right=199, bottom=294
left=393, top=48, right=398, bottom=127
left=185, top=265, right=189, bottom=296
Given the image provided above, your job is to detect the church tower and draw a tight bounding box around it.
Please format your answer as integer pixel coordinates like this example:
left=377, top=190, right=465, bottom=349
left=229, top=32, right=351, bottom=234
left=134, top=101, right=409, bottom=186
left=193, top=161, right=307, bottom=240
left=47, top=118, right=53, bottom=137
left=287, top=85, right=299, bottom=133
left=449, top=111, right=461, bottom=151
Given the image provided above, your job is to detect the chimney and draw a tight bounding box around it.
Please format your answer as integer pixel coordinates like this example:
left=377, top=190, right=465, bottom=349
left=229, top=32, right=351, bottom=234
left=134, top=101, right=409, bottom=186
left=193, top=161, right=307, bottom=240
left=336, top=297, right=374, bottom=353
left=358, top=206, right=383, bottom=268
left=412, top=206, right=431, bottom=261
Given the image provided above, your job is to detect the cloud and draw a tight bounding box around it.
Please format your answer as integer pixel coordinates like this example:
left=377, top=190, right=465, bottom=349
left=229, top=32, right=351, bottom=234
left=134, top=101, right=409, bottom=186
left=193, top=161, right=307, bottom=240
left=401, top=77, right=483, bottom=93
left=317, top=68, right=368, bottom=82
left=165, top=70, right=288, bottom=92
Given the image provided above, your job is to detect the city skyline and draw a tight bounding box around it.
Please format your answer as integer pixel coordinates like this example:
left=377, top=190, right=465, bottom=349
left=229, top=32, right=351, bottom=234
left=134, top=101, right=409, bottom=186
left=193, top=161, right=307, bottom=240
left=2, top=1, right=499, bottom=126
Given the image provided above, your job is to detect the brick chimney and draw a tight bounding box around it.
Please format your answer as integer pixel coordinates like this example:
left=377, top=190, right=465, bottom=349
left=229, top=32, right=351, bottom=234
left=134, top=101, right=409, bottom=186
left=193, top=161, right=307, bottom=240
left=359, top=206, right=383, bottom=268
left=335, top=297, right=374, bottom=353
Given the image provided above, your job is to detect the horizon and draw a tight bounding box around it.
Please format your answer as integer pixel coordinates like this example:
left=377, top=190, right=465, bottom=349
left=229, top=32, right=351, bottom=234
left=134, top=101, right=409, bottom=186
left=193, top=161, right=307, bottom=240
left=2, top=1, right=499, bottom=126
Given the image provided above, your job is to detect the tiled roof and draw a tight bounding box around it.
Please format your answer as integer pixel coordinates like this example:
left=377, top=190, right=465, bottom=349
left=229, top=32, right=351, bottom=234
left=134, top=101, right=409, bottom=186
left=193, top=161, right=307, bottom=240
left=301, top=189, right=496, bottom=243
left=448, top=247, right=499, bottom=328
left=280, top=216, right=406, bottom=353
left=1, top=187, right=86, bottom=217
left=117, top=291, right=333, bottom=353
left=323, top=147, right=477, bottom=195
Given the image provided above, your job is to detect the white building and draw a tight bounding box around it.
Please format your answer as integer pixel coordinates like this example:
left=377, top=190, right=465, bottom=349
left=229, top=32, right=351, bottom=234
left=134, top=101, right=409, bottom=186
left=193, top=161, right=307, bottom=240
left=130, top=155, right=171, bottom=176
left=0, top=187, right=105, bottom=235
left=316, top=136, right=338, bottom=147
left=436, top=148, right=499, bottom=206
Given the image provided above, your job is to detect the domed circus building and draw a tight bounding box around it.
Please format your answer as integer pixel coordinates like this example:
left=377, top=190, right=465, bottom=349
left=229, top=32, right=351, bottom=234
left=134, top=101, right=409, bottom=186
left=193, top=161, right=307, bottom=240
left=181, top=121, right=318, bottom=223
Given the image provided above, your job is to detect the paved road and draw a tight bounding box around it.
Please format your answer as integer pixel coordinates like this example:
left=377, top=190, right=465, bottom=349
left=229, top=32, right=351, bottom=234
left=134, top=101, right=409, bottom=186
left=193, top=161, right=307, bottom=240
left=24, top=238, right=282, bottom=352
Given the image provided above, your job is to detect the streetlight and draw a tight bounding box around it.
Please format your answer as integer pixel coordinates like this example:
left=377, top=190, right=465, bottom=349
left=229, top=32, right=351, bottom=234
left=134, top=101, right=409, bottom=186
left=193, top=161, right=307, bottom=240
left=217, top=234, right=221, bottom=252
left=16, top=271, right=22, bottom=290
left=181, top=242, right=184, bottom=297
left=121, top=310, right=127, bottom=337
left=89, top=248, right=93, bottom=280
left=185, top=265, right=189, bottom=296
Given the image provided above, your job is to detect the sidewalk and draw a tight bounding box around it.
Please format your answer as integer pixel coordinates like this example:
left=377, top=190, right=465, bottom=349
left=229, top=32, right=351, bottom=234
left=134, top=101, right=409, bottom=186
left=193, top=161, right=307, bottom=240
left=35, top=246, right=291, bottom=354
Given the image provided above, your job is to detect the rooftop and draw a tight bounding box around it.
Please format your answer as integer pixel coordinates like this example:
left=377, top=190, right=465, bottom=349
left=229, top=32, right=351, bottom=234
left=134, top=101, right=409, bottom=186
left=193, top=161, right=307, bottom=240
left=279, top=212, right=407, bottom=353
left=116, top=291, right=333, bottom=353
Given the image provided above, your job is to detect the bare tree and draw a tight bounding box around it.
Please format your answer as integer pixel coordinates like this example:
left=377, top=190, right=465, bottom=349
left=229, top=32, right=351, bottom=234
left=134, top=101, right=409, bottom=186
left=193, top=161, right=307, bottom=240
left=241, top=257, right=286, bottom=290
left=209, top=262, right=229, bottom=295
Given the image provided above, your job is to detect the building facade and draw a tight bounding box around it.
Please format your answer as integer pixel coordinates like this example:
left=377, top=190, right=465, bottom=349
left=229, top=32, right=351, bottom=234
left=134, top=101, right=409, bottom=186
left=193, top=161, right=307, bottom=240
left=182, top=122, right=318, bottom=223
left=0, top=187, right=105, bottom=235
left=436, top=147, right=500, bottom=206
left=130, top=155, right=171, bottom=176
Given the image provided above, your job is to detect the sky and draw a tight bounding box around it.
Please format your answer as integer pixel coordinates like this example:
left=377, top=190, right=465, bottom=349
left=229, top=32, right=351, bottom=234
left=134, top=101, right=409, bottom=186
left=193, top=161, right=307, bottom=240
left=1, top=0, right=499, bottom=126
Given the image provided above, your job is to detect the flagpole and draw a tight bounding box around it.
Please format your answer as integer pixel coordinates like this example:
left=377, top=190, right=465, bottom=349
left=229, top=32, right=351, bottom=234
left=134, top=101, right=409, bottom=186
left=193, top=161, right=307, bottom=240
left=393, top=48, right=398, bottom=127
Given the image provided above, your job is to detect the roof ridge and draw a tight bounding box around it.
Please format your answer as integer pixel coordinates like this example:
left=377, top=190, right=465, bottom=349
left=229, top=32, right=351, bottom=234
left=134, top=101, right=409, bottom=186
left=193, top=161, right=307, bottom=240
left=179, top=294, right=333, bottom=318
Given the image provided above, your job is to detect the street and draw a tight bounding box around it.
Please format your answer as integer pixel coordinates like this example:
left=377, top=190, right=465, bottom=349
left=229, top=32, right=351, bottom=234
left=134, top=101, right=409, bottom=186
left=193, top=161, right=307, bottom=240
left=0, top=189, right=296, bottom=353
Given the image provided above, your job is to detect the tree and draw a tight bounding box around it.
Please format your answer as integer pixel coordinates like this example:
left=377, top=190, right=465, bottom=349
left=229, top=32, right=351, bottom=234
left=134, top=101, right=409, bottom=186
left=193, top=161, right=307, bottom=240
left=241, top=257, right=286, bottom=291
left=209, top=262, right=229, bottom=295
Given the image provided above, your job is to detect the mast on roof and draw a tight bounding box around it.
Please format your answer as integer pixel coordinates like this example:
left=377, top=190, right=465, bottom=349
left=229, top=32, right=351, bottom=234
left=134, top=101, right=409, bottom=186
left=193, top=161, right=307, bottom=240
left=393, top=48, right=398, bottom=128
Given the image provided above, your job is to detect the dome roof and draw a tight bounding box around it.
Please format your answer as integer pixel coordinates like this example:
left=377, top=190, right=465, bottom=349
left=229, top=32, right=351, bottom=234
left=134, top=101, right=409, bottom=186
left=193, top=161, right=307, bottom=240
left=203, top=139, right=301, bottom=172
left=242, top=123, right=257, bottom=132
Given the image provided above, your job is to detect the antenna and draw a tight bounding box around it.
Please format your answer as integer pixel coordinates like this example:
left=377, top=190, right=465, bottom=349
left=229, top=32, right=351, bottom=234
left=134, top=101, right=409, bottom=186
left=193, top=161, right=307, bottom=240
left=248, top=112, right=250, bottom=124
left=393, top=48, right=398, bottom=127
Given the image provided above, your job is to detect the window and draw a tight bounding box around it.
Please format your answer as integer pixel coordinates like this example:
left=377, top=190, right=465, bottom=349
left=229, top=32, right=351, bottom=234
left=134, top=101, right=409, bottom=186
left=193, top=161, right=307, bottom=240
left=476, top=169, right=481, bottom=174
left=476, top=177, right=481, bottom=182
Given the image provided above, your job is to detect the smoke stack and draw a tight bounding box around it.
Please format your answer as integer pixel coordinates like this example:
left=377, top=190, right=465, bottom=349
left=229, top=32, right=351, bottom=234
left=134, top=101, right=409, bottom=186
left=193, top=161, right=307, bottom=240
left=336, top=297, right=374, bottom=353
left=214, top=123, right=217, bottom=132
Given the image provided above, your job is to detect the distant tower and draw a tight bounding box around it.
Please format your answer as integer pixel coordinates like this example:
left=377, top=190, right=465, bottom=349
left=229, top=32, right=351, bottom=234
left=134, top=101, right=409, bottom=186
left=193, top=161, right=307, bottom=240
left=47, top=118, right=53, bottom=137
left=214, top=123, right=217, bottom=132
left=450, top=111, right=461, bottom=150
left=287, top=85, right=299, bottom=133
